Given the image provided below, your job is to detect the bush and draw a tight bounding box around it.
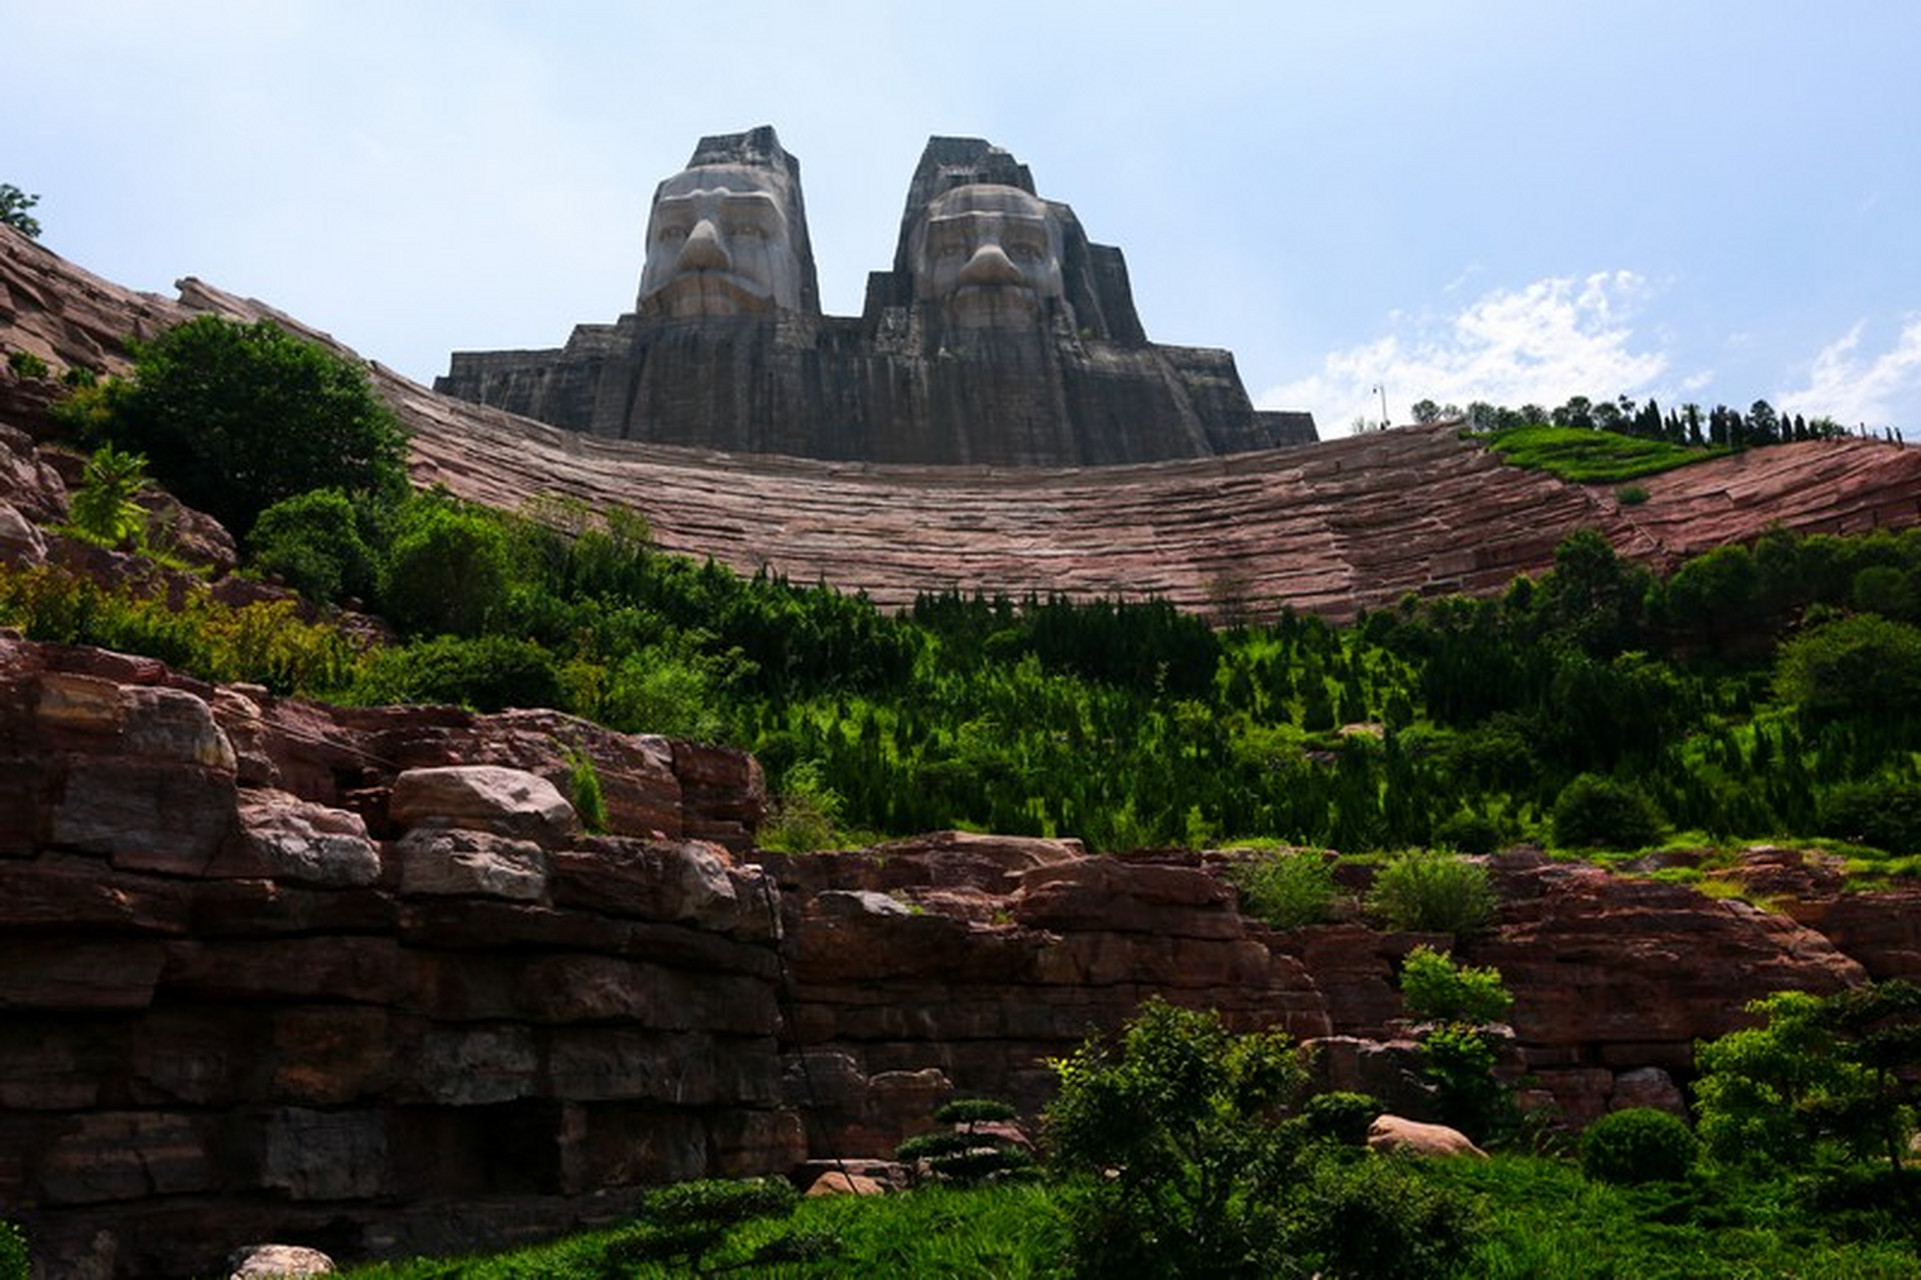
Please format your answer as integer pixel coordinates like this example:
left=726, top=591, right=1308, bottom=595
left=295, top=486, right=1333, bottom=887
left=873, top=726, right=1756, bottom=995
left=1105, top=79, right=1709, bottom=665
left=1579, top=1108, right=1698, bottom=1185
left=602, top=1176, right=800, bottom=1270
left=1551, top=773, right=1665, bottom=849
left=1433, top=808, right=1502, bottom=855
left=1777, top=613, right=1921, bottom=724
left=1301, top=1090, right=1384, bottom=1146
left=0, top=1219, right=26, bottom=1280
left=97, top=315, right=408, bottom=534
left=565, top=748, right=608, bottom=834
left=897, top=1096, right=1032, bottom=1185
left=248, top=488, right=380, bottom=606
left=1228, top=848, right=1338, bottom=928
left=1400, top=944, right=1513, bottom=1025
left=6, top=349, right=49, bottom=379
left=1366, top=848, right=1498, bottom=937
left=352, top=635, right=562, bottom=713
left=379, top=499, right=512, bottom=637
left=1817, top=778, right=1921, bottom=856
left=1289, top=1150, right=1481, bottom=1280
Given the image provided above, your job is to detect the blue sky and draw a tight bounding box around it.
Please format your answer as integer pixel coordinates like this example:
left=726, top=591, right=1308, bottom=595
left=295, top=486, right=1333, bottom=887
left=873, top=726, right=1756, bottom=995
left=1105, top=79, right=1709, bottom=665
left=6, top=1, right=1917, bottom=436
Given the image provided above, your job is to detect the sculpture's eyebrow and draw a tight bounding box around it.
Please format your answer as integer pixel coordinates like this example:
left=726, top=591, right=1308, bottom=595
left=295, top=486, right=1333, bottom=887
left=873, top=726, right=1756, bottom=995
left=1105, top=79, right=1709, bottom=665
left=657, top=189, right=784, bottom=220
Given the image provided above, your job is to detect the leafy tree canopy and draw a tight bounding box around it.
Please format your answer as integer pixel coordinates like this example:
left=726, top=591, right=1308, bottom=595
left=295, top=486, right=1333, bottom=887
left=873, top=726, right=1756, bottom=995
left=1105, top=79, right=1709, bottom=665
left=91, top=315, right=408, bottom=535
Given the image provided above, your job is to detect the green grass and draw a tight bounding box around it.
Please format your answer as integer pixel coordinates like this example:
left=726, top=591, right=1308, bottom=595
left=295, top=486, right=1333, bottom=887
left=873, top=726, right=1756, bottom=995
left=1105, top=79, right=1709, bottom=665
left=337, top=1159, right=1921, bottom=1279
left=340, top=1182, right=1069, bottom=1279
left=1482, top=425, right=1730, bottom=484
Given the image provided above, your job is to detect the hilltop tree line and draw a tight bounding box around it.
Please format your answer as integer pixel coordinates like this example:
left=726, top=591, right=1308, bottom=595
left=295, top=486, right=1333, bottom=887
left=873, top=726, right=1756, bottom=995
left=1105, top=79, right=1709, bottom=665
left=1409, top=394, right=1875, bottom=447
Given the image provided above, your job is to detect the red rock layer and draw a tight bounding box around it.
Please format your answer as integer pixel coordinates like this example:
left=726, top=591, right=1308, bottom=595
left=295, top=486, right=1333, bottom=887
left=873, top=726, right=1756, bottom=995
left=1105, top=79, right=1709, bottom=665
left=7, top=226, right=1921, bottom=623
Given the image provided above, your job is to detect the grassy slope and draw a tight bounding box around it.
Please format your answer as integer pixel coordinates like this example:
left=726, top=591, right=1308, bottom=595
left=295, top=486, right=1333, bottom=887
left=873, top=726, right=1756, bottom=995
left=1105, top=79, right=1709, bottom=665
left=1481, top=425, right=1731, bottom=484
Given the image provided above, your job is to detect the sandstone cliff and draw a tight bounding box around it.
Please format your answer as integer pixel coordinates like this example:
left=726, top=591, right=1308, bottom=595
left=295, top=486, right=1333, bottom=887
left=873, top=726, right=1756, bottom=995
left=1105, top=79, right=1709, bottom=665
left=6, top=225, right=1921, bottom=625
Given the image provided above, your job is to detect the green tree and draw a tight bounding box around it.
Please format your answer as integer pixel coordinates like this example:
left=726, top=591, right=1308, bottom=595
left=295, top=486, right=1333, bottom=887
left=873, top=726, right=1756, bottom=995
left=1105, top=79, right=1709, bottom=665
left=1045, top=999, right=1308, bottom=1277
left=102, top=315, right=408, bottom=534
left=1694, top=982, right=1921, bottom=1175
left=0, top=184, right=40, bottom=239
left=378, top=499, right=512, bottom=637
left=1776, top=613, right=1921, bottom=724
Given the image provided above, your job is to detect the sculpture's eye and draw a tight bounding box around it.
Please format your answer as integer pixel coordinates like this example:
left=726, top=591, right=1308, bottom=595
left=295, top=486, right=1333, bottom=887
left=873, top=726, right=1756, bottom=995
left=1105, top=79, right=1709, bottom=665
left=728, top=221, right=766, bottom=241
left=657, top=226, right=688, bottom=244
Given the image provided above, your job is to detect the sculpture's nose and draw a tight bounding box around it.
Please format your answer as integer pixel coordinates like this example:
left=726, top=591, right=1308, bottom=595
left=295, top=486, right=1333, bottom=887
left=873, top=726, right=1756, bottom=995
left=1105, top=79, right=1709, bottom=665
left=958, top=243, right=1024, bottom=287
left=679, top=218, right=731, bottom=271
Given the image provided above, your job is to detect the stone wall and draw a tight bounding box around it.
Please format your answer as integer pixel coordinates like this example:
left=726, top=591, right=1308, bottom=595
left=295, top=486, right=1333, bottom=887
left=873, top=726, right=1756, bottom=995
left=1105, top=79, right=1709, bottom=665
left=0, top=632, right=796, bottom=1278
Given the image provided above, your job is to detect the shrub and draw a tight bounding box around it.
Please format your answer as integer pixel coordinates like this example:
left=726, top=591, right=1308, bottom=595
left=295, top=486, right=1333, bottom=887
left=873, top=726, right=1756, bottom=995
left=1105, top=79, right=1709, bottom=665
left=1551, top=772, right=1665, bottom=849
left=1433, top=808, right=1502, bottom=855
left=66, top=443, right=150, bottom=549
left=1046, top=998, right=1309, bottom=1277
left=0, top=1219, right=26, bottom=1280
left=248, top=488, right=379, bottom=606
left=1615, top=483, right=1650, bottom=506
left=0, top=183, right=40, bottom=239
left=897, top=1096, right=1032, bottom=1185
left=601, top=1176, right=800, bottom=1270
left=1228, top=848, right=1338, bottom=928
left=1289, top=1150, right=1481, bottom=1280
left=1366, top=848, right=1498, bottom=937
left=379, top=499, right=512, bottom=637
left=1301, top=1090, right=1384, bottom=1146
left=352, top=634, right=562, bottom=713
left=97, top=315, right=407, bottom=535
left=6, top=349, right=49, bottom=379
left=1400, top=944, right=1513, bottom=1026
left=1818, top=778, right=1921, bottom=856
left=1579, top=1108, right=1698, bottom=1185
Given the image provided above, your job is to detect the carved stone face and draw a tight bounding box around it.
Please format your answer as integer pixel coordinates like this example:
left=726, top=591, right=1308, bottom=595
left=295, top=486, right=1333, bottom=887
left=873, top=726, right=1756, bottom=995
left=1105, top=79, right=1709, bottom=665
left=639, top=163, right=805, bottom=317
left=912, top=184, right=1065, bottom=326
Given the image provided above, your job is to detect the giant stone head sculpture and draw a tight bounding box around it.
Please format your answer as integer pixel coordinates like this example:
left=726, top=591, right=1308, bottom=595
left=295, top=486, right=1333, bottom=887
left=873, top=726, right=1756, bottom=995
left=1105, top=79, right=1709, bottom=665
left=638, top=125, right=820, bottom=319
left=912, top=183, right=1065, bottom=327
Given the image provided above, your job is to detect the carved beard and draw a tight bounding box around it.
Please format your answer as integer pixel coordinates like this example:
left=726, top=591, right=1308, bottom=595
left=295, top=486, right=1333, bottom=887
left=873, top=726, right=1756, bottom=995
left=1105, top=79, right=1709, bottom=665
left=640, top=272, right=778, bottom=319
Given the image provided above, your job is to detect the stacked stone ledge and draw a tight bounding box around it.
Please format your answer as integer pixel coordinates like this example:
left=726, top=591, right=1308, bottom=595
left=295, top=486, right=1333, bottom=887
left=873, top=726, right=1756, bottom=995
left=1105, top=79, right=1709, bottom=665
left=0, top=631, right=797, bottom=1278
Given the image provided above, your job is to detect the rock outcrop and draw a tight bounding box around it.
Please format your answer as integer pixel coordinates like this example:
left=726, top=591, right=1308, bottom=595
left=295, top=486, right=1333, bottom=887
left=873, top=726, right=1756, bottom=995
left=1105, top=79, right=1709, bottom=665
left=436, top=130, right=1317, bottom=465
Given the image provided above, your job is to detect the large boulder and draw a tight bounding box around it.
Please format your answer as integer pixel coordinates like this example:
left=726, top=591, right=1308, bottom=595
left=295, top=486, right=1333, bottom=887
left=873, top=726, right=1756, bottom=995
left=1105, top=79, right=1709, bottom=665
left=1366, top=1114, right=1488, bottom=1159
left=389, top=764, right=577, bottom=847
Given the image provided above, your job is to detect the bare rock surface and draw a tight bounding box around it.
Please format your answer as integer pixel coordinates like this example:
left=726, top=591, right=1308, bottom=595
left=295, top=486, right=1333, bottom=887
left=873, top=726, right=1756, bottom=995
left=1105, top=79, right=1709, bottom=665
left=1366, top=1115, right=1488, bottom=1158
left=228, top=1244, right=336, bottom=1278
left=389, top=764, right=579, bottom=847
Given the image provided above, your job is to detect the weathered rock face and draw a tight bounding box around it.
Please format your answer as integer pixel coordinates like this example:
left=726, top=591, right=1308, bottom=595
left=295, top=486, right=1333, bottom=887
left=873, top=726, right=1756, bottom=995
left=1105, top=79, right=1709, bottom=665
left=757, top=835, right=1332, bottom=1156
left=0, top=631, right=794, bottom=1278
left=436, top=130, right=1318, bottom=466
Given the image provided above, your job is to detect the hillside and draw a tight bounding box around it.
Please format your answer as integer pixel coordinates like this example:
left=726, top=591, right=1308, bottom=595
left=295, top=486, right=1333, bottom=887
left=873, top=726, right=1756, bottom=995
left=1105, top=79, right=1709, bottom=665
left=6, top=224, right=1919, bottom=620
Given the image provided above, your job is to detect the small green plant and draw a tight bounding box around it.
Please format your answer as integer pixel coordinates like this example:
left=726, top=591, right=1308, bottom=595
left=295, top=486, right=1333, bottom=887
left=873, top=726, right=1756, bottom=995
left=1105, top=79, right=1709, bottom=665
left=7, top=349, right=49, bottom=380
left=1433, top=808, right=1502, bottom=855
left=66, top=442, right=151, bottom=549
left=1367, top=848, right=1498, bottom=937
left=1579, top=1107, right=1698, bottom=1185
left=61, top=364, right=96, bottom=388
left=0, top=183, right=41, bottom=239
left=760, top=760, right=844, bottom=852
left=600, top=1176, right=801, bottom=1271
left=565, top=747, right=609, bottom=834
left=897, top=1097, right=1034, bottom=1185
left=1615, top=483, right=1650, bottom=505
left=1400, top=944, right=1514, bottom=1026
left=1228, top=848, right=1338, bottom=928
left=0, top=1218, right=27, bottom=1280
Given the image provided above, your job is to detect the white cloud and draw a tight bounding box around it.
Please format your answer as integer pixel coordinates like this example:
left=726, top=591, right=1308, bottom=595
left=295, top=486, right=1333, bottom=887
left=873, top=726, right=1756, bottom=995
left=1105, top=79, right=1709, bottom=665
left=1778, top=316, right=1921, bottom=431
left=1260, top=271, right=1669, bottom=434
